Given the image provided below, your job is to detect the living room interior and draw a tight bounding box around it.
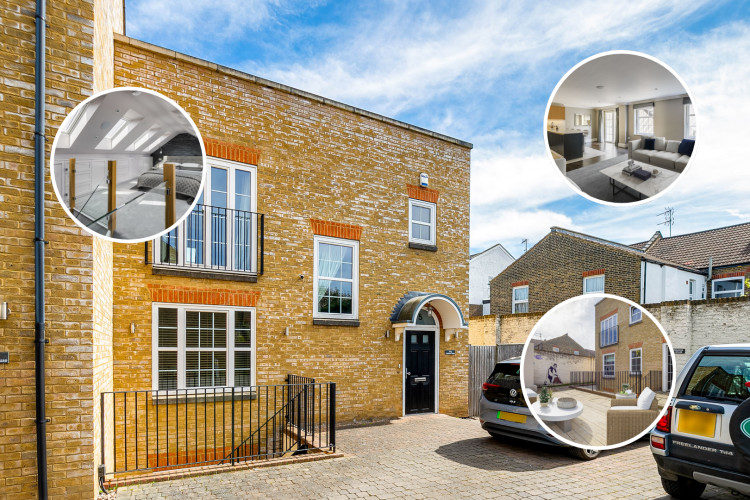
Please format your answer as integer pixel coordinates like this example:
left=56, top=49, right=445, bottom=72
left=546, top=53, right=696, bottom=203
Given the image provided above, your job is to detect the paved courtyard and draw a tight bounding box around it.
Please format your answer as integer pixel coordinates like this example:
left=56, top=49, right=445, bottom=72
left=116, top=414, right=740, bottom=499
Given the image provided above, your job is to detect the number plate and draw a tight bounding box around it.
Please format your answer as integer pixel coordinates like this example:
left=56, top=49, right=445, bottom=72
left=676, top=409, right=716, bottom=438
left=497, top=411, right=526, bottom=424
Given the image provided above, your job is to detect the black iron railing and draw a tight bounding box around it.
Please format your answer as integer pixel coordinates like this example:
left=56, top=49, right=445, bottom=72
left=146, top=204, right=264, bottom=276
left=100, top=381, right=335, bottom=475
left=570, top=370, right=664, bottom=394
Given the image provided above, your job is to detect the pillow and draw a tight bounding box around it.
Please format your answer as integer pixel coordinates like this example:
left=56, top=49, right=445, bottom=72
left=637, top=387, right=656, bottom=409
left=678, top=139, right=695, bottom=156
left=666, top=140, right=680, bottom=153
left=654, top=137, right=666, bottom=150
left=644, top=138, right=656, bottom=150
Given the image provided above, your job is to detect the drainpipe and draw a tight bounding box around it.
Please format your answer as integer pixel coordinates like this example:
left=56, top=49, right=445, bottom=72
left=34, top=0, right=49, bottom=498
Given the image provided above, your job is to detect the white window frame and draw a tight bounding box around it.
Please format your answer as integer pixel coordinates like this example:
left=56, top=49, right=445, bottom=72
left=712, top=277, right=744, bottom=299
left=313, top=235, right=359, bottom=320
left=684, top=102, right=696, bottom=139
left=154, top=157, right=258, bottom=272
left=630, top=348, right=642, bottom=374
left=629, top=306, right=642, bottom=325
left=600, top=313, right=618, bottom=347
left=512, top=285, right=529, bottom=314
left=583, top=274, right=605, bottom=294
left=634, top=104, right=654, bottom=136
left=603, top=353, right=615, bottom=379
left=408, top=199, right=436, bottom=246
left=151, top=302, right=256, bottom=392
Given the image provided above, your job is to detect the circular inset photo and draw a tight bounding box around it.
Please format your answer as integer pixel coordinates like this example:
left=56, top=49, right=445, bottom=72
left=51, top=87, right=206, bottom=242
left=545, top=51, right=696, bottom=205
left=520, top=294, right=676, bottom=450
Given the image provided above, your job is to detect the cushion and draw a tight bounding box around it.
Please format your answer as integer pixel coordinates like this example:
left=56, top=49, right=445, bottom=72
left=654, top=137, right=666, bottom=150
left=644, top=138, right=656, bottom=150
left=637, top=387, right=656, bottom=409
left=675, top=155, right=690, bottom=173
left=678, top=139, right=695, bottom=156
left=609, top=405, right=640, bottom=411
left=666, top=140, right=681, bottom=153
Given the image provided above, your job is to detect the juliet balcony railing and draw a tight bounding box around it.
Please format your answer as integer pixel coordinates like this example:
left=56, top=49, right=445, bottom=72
left=146, top=204, right=264, bottom=278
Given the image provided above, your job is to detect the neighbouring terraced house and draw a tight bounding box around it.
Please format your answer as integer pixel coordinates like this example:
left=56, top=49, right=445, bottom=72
left=0, top=1, right=471, bottom=497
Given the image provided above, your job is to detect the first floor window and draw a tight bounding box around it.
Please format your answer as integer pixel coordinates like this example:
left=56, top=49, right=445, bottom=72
left=583, top=275, right=604, bottom=294
left=600, top=314, right=618, bottom=347
left=713, top=277, right=744, bottom=298
left=512, top=285, right=528, bottom=313
left=629, top=306, right=642, bottom=324
left=630, top=348, right=642, bottom=374
left=603, top=353, right=615, bottom=378
left=408, top=199, right=436, bottom=245
left=314, top=236, right=359, bottom=319
left=154, top=303, right=255, bottom=391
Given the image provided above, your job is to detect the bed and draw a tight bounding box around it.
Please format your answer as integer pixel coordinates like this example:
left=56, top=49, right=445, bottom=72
left=134, top=157, right=204, bottom=200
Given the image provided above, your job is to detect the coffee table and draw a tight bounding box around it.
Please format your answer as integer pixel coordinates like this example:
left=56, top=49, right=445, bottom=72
left=530, top=399, right=584, bottom=432
left=600, top=160, right=679, bottom=200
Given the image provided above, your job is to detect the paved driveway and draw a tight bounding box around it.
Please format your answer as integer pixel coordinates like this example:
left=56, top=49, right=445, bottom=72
left=116, top=414, right=739, bottom=499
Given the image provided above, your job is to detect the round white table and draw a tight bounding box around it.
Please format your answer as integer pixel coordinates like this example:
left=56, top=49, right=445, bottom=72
left=530, top=399, right=584, bottom=432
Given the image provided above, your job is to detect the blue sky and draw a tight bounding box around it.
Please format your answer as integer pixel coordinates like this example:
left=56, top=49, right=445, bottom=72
left=126, top=0, right=750, bottom=257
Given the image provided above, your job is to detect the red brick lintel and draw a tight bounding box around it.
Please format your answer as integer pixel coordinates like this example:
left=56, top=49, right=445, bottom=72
left=599, top=309, right=618, bottom=321
left=406, top=184, right=439, bottom=203
left=711, top=270, right=747, bottom=280
left=310, top=219, right=363, bottom=241
left=511, top=280, right=529, bottom=288
left=204, top=137, right=260, bottom=165
left=147, top=284, right=260, bottom=307
left=583, top=269, right=605, bottom=278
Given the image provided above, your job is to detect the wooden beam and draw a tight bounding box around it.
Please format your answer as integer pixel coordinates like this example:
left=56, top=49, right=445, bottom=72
left=164, top=163, right=176, bottom=228
left=68, top=158, right=75, bottom=210
left=108, top=160, right=116, bottom=234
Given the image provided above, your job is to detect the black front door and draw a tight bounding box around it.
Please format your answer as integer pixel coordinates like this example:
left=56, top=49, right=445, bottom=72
left=405, top=331, right=436, bottom=414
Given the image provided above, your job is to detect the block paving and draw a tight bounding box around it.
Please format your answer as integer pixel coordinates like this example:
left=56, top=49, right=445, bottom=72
left=115, top=414, right=737, bottom=499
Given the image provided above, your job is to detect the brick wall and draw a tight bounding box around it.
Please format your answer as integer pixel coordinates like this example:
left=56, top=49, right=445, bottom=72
left=646, top=295, right=750, bottom=372
left=497, top=312, right=544, bottom=345
left=468, top=315, right=497, bottom=346
left=490, top=231, right=642, bottom=315
left=110, top=35, right=471, bottom=428
left=594, top=298, right=664, bottom=376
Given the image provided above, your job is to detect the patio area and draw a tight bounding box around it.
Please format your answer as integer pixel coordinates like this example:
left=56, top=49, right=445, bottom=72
left=540, top=388, right=668, bottom=447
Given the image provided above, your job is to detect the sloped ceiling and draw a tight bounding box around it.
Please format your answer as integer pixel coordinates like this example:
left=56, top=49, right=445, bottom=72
left=57, top=90, right=197, bottom=155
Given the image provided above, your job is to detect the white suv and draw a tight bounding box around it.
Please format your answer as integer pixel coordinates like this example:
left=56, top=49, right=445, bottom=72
left=650, top=344, right=750, bottom=498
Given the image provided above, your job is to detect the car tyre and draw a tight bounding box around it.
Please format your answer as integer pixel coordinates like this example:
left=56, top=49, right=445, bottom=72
left=569, top=448, right=600, bottom=460
left=660, top=477, right=706, bottom=499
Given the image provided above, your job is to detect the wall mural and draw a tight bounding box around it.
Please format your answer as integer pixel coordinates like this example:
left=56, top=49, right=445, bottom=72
left=547, top=363, right=563, bottom=384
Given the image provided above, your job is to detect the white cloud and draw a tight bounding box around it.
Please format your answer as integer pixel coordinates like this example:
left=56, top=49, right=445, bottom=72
left=241, top=0, right=714, bottom=115
left=534, top=297, right=598, bottom=350
left=470, top=208, right=577, bottom=252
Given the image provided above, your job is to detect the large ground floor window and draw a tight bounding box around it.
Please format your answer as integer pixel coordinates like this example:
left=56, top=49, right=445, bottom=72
left=152, top=303, right=255, bottom=391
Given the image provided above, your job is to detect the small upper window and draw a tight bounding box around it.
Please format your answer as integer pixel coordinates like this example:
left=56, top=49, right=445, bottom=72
left=313, top=236, right=359, bottom=320
left=712, top=277, right=744, bottom=299
left=629, top=306, right=642, bottom=324
left=583, top=275, right=604, bottom=294
left=512, top=286, right=528, bottom=314
left=408, top=199, right=436, bottom=246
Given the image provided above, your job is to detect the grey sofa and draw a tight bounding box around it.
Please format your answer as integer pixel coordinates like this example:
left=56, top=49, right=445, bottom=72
left=628, top=137, right=691, bottom=172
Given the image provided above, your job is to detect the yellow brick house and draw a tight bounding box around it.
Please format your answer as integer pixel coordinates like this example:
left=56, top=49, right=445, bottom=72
left=0, top=1, right=471, bottom=496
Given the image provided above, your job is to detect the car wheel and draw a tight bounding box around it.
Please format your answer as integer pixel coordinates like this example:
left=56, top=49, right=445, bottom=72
left=660, top=477, right=706, bottom=499
left=569, top=448, right=600, bottom=460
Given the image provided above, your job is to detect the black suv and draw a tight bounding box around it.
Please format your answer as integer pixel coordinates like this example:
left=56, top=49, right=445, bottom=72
left=650, top=344, right=750, bottom=498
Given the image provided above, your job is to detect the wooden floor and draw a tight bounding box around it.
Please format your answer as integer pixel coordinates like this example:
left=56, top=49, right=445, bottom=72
left=541, top=388, right=668, bottom=447
left=565, top=142, right=627, bottom=172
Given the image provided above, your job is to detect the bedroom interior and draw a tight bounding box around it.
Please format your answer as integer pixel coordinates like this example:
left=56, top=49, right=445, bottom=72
left=52, top=89, right=204, bottom=240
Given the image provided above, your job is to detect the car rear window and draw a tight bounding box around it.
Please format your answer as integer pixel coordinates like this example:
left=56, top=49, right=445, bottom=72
left=683, top=354, right=750, bottom=403
left=487, top=362, right=520, bottom=384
